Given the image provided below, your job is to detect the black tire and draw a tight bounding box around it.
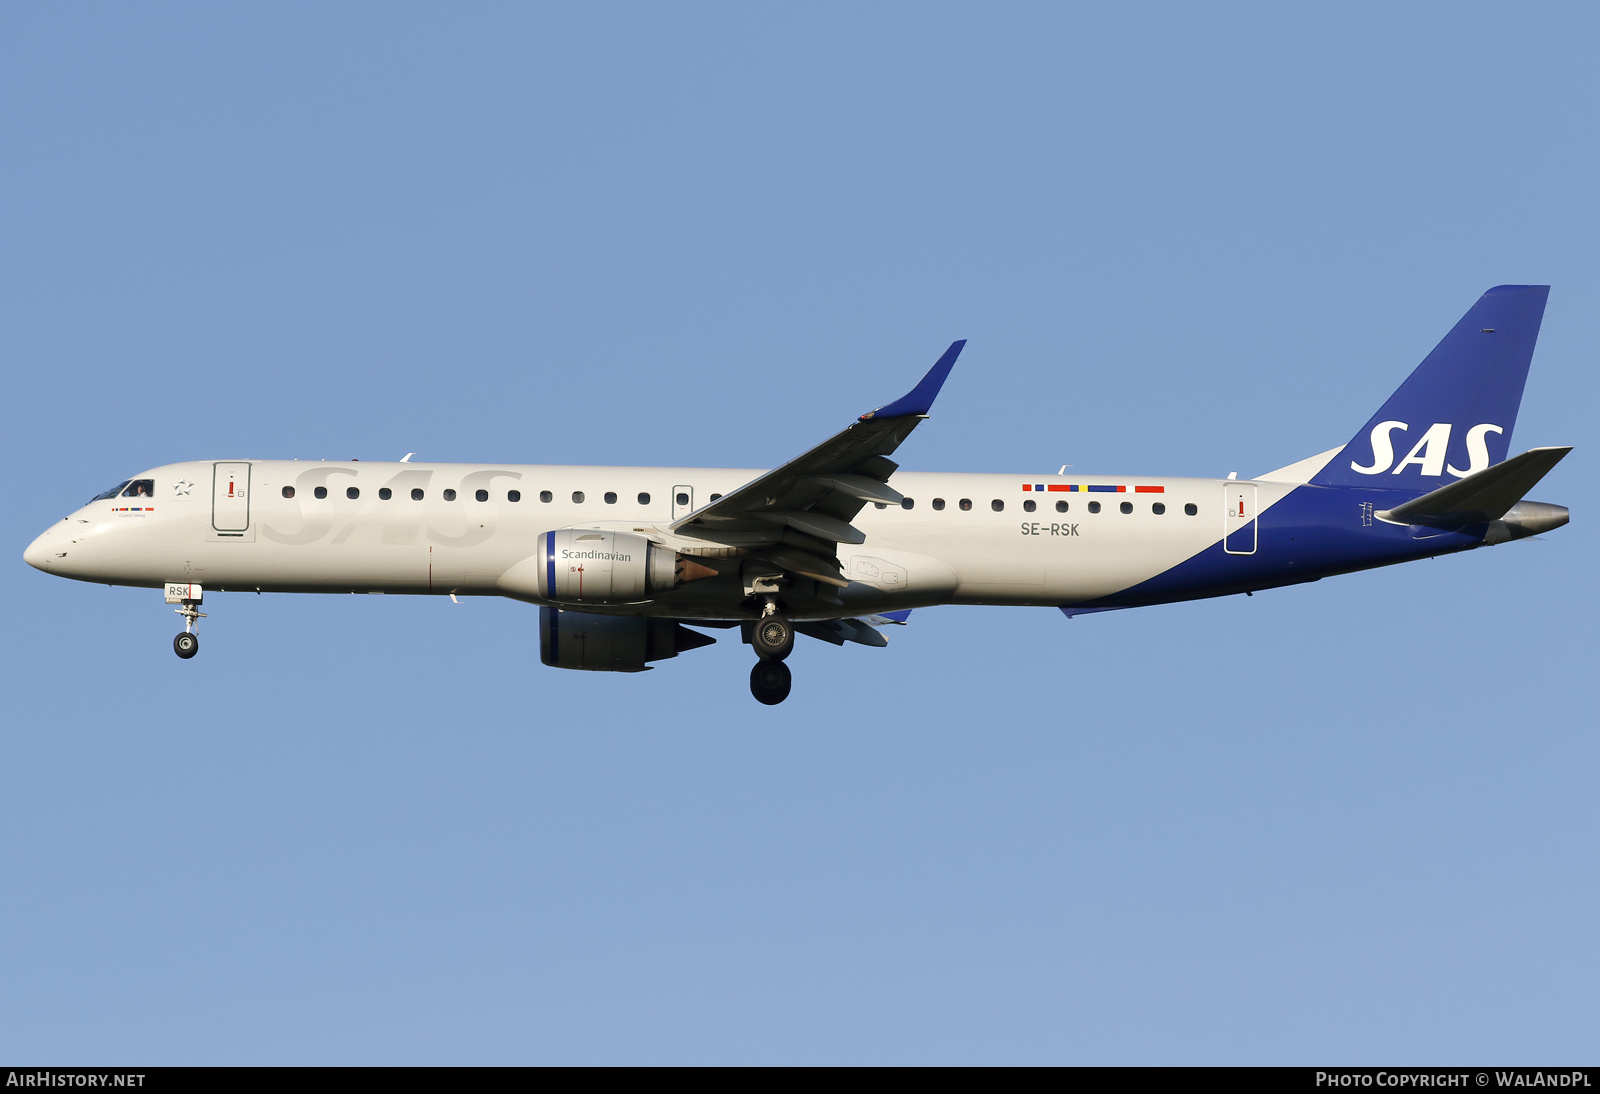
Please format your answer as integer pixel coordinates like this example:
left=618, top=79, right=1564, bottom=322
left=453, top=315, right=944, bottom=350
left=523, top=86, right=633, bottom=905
left=174, top=632, right=199, bottom=659
left=752, top=614, right=794, bottom=661
left=749, top=660, right=792, bottom=705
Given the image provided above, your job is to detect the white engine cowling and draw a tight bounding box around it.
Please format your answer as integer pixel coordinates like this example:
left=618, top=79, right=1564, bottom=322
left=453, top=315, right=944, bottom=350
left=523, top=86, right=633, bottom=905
left=539, top=608, right=715, bottom=672
left=537, top=530, right=679, bottom=604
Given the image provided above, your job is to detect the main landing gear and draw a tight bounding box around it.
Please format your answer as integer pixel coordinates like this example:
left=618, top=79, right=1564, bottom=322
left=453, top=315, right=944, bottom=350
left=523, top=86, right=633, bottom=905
left=750, top=660, right=791, bottom=705
left=748, top=598, right=794, bottom=705
left=166, top=583, right=205, bottom=660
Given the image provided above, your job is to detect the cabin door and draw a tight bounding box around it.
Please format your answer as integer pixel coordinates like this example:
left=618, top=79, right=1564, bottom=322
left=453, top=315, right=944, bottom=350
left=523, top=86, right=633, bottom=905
left=1223, top=482, right=1258, bottom=555
left=212, top=462, right=252, bottom=537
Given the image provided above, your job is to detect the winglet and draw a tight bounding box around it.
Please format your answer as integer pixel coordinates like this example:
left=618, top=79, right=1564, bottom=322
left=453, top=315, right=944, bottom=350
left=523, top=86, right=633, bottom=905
left=860, top=340, right=966, bottom=420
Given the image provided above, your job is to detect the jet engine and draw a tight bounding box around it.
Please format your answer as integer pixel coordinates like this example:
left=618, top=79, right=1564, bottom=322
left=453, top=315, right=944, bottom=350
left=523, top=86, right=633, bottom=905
left=531, top=529, right=716, bottom=604
left=539, top=607, right=716, bottom=672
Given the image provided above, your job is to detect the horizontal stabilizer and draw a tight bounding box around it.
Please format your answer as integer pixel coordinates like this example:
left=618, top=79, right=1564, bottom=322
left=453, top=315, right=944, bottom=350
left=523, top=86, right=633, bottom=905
left=1377, top=446, right=1571, bottom=526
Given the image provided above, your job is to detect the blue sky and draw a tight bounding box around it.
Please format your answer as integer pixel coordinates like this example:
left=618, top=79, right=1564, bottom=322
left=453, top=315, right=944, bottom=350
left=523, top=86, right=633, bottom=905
left=2, top=2, right=1596, bottom=1064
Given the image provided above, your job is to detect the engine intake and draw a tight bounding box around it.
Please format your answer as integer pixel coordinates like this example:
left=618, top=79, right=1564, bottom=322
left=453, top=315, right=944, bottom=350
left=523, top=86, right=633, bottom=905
left=539, top=608, right=715, bottom=672
left=496, top=530, right=718, bottom=605
left=538, top=530, right=679, bottom=603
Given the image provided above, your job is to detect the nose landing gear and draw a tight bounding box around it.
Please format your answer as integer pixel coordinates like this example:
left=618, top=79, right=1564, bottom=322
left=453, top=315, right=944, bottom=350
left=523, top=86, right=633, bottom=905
left=165, top=582, right=205, bottom=660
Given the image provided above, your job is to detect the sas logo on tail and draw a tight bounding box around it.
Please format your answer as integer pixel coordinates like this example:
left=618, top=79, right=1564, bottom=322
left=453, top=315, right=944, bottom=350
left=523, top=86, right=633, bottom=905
left=1351, top=422, right=1503, bottom=477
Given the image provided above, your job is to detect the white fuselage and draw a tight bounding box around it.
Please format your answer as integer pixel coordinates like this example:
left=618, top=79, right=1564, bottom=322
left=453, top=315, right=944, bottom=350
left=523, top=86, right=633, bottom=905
left=25, top=459, right=1295, bottom=619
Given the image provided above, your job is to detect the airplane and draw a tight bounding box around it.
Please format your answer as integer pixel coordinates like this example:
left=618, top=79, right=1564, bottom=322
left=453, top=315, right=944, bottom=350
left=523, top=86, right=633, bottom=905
left=24, top=285, right=1571, bottom=705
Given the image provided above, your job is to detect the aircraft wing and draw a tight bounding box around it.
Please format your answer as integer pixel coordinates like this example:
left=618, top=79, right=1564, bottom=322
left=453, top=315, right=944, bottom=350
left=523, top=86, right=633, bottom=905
left=669, top=341, right=965, bottom=587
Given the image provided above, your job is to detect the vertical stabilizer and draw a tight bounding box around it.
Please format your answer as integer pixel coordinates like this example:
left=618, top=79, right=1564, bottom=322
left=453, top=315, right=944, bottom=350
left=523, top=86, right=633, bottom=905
left=1310, top=286, right=1549, bottom=489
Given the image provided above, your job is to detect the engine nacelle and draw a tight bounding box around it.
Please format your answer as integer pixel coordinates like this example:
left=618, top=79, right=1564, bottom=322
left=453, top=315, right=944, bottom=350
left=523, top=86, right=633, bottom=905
left=539, top=608, right=715, bottom=672
left=537, top=530, right=679, bottom=604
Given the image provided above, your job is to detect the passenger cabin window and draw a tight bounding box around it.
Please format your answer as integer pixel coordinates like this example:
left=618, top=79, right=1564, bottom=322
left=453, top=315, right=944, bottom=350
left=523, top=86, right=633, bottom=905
left=1088, top=500, right=1101, bottom=513
left=604, top=492, right=617, bottom=504
left=411, top=488, right=424, bottom=501
left=1153, top=502, right=1165, bottom=515
left=991, top=499, right=1004, bottom=512
left=282, top=486, right=295, bottom=499
left=379, top=488, right=392, bottom=500
left=932, top=498, right=945, bottom=510
left=508, top=490, right=521, bottom=502
left=676, top=492, right=689, bottom=506
left=1120, top=501, right=1132, bottom=514
left=572, top=491, right=585, bottom=503
left=875, top=503, right=887, bottom=510
left=1055, top=500, right=1068, bottom=513
left=638, top=492, right=651, bottom=505
left=443, top=489, right=457, bottom=501
left=1184, top=503, right=1197, bottom=516
left=314, top=486, right=328, bottom=499
left=1023, top=499, right=1036, bottom=513
left=959, top=499, right=972, bottom=511
left=709, top=493, right=722, bottom=502
left=347, top=487, right=360, bottom=500
left=540, top=491, right=552, bottom=503
left=91, top=480, right=133, bottom=502
left=902, top=498, right=915, bottom=510
left=477, top=489, right=489, bottom=502
left=122, top=480, right=155, bottom=498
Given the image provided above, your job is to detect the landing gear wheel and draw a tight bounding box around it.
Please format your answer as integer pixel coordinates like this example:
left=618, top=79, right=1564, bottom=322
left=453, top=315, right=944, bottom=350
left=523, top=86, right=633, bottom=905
left=750, top=660, right=792, bottom=705
left=174, top=632, right=199, bottom=659
left=752, top=614, right=794, bottom=661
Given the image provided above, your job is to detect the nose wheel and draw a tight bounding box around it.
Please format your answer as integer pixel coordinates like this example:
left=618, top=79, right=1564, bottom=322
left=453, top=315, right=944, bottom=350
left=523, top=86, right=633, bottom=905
left=750, top=660, right=792, bottom=705
left=166, top=583, right=205, bottom=660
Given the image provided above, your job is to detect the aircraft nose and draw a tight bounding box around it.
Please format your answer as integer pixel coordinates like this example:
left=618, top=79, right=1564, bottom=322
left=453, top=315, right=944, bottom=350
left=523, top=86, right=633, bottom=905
left=24, top=526, right=57, bottom=572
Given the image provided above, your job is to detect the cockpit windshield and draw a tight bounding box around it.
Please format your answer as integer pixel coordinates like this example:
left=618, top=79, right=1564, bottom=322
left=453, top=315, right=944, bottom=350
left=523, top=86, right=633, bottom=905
left=90, top=480, right=132, bottom=502
left=121, top=480, right=155, bottom=498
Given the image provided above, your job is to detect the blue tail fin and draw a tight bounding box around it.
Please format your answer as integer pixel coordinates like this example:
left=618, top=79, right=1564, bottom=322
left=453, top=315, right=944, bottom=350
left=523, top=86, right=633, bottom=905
left=1310, top=286, right=1549, bottom=489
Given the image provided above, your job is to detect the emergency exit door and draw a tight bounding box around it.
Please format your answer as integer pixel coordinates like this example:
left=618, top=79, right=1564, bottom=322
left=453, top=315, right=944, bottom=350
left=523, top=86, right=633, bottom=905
left=212, top=462, right=251, bottom=533
left=1223, top=481, right=1257, bottom=555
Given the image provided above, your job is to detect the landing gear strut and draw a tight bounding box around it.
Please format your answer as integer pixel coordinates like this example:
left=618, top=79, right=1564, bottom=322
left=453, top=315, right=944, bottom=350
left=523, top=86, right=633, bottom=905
left=748, top=597, right=794, bottom=703
left=752, top=613, right=794, bottom=661
left=166, top=582, right=205, bottom=660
